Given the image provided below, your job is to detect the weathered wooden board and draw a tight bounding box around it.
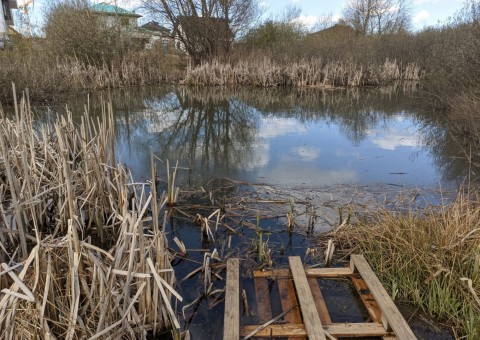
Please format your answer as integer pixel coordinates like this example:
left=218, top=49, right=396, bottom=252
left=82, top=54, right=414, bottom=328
left=254, top=267, right=353, bottom=278
left=240, top=322, right=393, bottom=337
left=224, top=258, right=240, bottom=340
left=289, top=256, right=326, bottom=340
left=278, top=278, right=302, bottom=324
left=351, top=255, right=416, bottom=339
left=254, top=277, right=272, bottom=323
left=278, top=278, right=305, bottom=340
left=351, top=274, right=382, bottom=322
left=308, top=277, right=332, bottom=325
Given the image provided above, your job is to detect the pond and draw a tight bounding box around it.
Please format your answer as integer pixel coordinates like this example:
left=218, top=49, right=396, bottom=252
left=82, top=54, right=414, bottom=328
left=46, top=85, right=471, bottom=191
left=31, top=85, right=467, bottom=339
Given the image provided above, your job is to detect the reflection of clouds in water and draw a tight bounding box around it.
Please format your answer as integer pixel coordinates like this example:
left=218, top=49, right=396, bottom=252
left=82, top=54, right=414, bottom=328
left=372, top=133, right=418, bottom=150
left=291, top=146, right=320, bottom=161
left=247, top=117, right=308, bottom=169
left=371, top=126, right=419, bottom=150
left=247, top=142, right=270, bottom=169
left=258, top=117, right=307, bottom=138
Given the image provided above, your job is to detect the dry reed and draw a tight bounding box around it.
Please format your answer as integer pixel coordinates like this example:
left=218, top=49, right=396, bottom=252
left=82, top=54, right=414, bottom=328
left=185, top=58, right=421, bottom=87
left=0, top=89, right=181, bottom=338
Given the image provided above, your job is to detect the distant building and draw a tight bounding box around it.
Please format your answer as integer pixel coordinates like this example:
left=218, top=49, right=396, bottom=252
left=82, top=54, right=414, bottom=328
left=1, top=0, right=17, bottom=32
left=308, top=23, right=357, bottom=40
left=91, top=2, right=141, bottom=29
left=139, top=21, right=174, bottom=51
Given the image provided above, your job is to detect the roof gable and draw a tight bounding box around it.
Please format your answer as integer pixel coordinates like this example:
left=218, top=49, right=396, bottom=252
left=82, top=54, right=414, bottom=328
left=91, top=2, right=141, bottom=18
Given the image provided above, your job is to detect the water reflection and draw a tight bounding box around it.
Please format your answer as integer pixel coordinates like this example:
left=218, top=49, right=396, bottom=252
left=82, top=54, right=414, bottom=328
left=30, top=85, right=478, bottom=188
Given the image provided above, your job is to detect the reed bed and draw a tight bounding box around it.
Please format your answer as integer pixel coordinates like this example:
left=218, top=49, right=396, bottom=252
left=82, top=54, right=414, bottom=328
left=0, top=50, right=185, bottom=104
left=185, top=58, right=421, bottom=87
left=0, top=90, right=181, bottom=338
left=331, top=190, right=480, bottom=338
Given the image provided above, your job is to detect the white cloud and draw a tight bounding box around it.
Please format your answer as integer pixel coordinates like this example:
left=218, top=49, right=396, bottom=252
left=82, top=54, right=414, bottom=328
left=413, top=10, right=431, bottom=24
left=291, top=146, right=320, bottom=161
left=292, top=15, right=318, bottom=28
left=259, top=0, right=270, bottom=9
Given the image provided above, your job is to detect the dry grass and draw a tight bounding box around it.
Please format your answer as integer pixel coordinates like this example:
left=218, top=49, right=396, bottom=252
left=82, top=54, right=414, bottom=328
left=332, top=190, right=480, bottom=338
left=0, top=46, right=185, bottom=104
left=185, top=58, right=421, bottom=87
left=0, top=90, right=181, bottom=338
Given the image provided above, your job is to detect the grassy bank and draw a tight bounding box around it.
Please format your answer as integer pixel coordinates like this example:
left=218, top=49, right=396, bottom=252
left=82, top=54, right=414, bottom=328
left=331, top=191, right=480, bottom=338
left=0, top=94, right=181, bottom=338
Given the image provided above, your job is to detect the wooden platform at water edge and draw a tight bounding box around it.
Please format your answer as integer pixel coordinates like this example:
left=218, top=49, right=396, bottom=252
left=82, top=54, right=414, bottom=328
left=224, top=255, right=416, bottom=340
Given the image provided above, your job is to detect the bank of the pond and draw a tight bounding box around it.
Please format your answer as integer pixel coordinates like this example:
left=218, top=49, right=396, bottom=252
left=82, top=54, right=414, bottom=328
left=329, top=190, right=480, bottom=339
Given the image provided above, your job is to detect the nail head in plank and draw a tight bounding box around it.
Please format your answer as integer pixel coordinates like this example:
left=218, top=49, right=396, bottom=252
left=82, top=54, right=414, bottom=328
left=224, top=258, right=240, bottom=340
left=288, top=256, right=326, bottom=340
left=254, top=277, right=273, bottom=323
left=240, top=322, right=393, bottom=337
left=351, top=255, right=416, bottom=339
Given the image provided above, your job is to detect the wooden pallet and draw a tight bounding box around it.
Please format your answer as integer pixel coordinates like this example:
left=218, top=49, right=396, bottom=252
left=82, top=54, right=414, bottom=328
left=224, top=255, right=416, bottom=340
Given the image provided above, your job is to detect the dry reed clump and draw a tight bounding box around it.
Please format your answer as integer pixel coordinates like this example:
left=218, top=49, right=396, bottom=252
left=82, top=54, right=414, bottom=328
left=0, top=48, right=185, bottom=104
left=332, top=191, right=480, bottom=338
left=0, top=89, right=181, bottom=338
left=184, top=58, right=421, bottom=87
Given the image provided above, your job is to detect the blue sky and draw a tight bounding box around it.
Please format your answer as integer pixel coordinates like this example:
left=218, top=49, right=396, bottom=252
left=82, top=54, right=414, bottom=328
left=259, top=0, right=466, bottom=29
left=22, top=0, right=467, bottom=33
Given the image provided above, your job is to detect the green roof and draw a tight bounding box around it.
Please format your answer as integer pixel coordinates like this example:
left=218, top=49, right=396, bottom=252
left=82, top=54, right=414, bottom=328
left=91, top=2, right=142, bottom=18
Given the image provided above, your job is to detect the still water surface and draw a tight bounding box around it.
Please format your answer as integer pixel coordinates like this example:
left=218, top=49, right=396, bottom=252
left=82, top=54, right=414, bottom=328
left=92, top=86, right=469, bottom=190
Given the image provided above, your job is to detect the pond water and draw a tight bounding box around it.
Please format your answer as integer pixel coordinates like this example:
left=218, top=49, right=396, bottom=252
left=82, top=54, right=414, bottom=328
left=50, top=85, right=471, bottom=191
left=29, top=85, right=466, bottom=339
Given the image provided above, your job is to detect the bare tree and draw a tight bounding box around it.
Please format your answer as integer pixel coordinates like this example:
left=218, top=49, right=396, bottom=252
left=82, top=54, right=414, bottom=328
left=141, top=0, right=261, bottom=63
left=342, top=0, right=412, bottom=35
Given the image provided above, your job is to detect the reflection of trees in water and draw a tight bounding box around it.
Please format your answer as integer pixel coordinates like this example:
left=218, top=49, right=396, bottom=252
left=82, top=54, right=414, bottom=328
left=418, top=116, right=480, bottom=186
left=112, top=86, right=258, bottom=177
left=159, top=88, right=257, bottom=172
left=234, top=86, right=415, bottom=145
left=34, top=84, right=479, bottom=186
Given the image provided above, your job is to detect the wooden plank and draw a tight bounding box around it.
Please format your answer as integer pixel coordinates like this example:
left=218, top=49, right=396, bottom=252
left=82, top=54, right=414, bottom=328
left=240, top=322, right=392, bottom=337
left=351, top=255, right=416, bottom=339
left=278, top=278, right=302, bottom=324
left=254, top=277, right=272, bottom=323
left=306, top=267, right=354, bottom=278
left=254, top=267, right=353, bottom=278
left=289, top=256, right=326, bottom=340
left=241, top=324, right=307, bottom=338
left=351, top=275, right=382, bottom=322
left=308, top=278, right=332, bottom=325
left=278, top=278, right=305, bottom=340
left=224, top=258, right=240, bottom=340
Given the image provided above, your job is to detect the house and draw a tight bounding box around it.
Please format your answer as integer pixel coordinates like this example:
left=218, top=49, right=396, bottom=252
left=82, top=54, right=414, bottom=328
left=139, top=21, right=174, bottom=51
left=308, top=23, right=357, bottom=40
left=1, top=0, right=17, bottom=33
left=91, top=2, right=141, bottom=30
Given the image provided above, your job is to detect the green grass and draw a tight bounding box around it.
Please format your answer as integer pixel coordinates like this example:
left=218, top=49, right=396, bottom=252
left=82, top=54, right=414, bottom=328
left=333, top=190, right=480, bottom=339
